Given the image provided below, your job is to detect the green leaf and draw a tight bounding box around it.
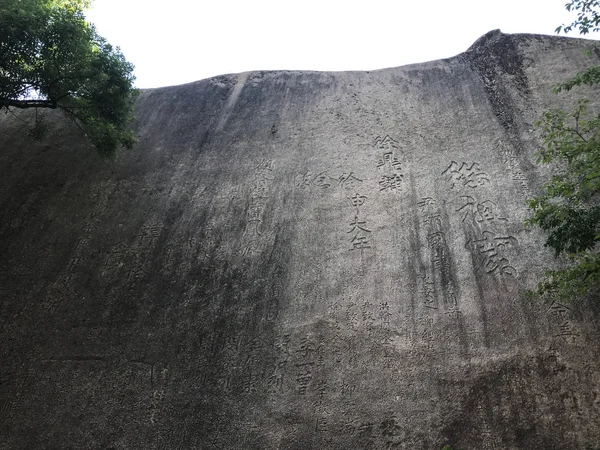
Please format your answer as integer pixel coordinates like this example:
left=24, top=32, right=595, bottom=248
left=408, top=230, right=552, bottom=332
left=0, top=0, right=137, bottom=156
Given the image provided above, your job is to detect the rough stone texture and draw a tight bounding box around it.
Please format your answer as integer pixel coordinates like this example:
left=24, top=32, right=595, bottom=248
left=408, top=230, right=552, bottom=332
left=1, top=30, right=600, bottom=449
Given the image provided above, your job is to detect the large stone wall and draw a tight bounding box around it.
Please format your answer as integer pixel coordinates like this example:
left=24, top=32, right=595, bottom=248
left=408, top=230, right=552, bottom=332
left=1, top=30, right=600, bottom=449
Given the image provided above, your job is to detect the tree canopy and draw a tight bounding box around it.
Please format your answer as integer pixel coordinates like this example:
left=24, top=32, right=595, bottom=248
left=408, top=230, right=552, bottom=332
left=0, top=0, right=137, bottom=156
left=526, top=0, right=600, bottom=300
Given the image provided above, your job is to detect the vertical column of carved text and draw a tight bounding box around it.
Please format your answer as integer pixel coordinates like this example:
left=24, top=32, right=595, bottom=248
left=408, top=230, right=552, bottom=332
left=547, top=301, right=579, bottom=341
left=312, top=337, right=331, bottom=445
left=346, top=192, right=372, bottom=253
left=374, top=135, right=404, bottom=194
left=442, top=160, right=519, bottom=278
left=149, top=367, right=169, bottom=425
left=266, top=334, right=290, bottom=396
left=499, top=146, right=532, bottom=200
left=326, top=300, right=359, bottom=443
left=0, top=364, right=34, bottom=426
left=475, top=404, right=502, bottom=450
left=290, top=332, right=333, bottom=440
left=416, top=197, right=461, bottom=319
left=240, top=338, right=266, bottom=394
left=294, top=335, right=317, bottom=397
left=242, top=159, right=274, bottom=256
left=43, top=182, right=114, bottom=315
left=203, top=334, right=269, bottom=397
left=214, top=335, right=240, bottom=393
left=378, top=301, right=396, bottom=369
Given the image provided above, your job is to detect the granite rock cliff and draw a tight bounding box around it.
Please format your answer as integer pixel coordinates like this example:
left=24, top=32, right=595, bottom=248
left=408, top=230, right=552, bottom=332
left=1, top=31, right=600, bottom=449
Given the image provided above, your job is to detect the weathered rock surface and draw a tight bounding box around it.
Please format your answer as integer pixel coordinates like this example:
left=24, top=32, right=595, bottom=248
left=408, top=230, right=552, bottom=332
left=1, top=30, right=600, bottom=449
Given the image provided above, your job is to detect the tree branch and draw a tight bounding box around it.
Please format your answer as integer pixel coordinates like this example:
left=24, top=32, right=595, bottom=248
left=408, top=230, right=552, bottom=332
left=58, top=104, right=88, bottom=134
left=0, top=97, right=56, bottom=109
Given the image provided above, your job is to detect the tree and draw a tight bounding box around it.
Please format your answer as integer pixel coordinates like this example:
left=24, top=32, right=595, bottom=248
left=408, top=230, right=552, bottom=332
left=525, top=0, right=600, bottom=300
left=0, top=0, right=137, bottom=157
left=556, top=0, right=600, bottom=35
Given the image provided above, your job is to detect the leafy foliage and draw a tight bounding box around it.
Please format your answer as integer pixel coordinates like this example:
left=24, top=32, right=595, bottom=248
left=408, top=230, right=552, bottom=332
left=556, top=0, right=600, bottom=35
left=554, top=66, right=600, bottom=92
left=526, top=6, right=600, bottom=299
left=526, top=100, right=600, bottom=300
left=0, top=0, right=137, bottom=156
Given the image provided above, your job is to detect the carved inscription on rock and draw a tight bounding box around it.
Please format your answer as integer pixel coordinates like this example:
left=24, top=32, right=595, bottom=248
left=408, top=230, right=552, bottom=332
left=266, top=334, right=290, bottom=394
left=417, top=196, right=461, bottom=317
left=295, top=171, right=363, bottom=191
left=294, top=338, right=315, bottom=395
left=374, top=135, right=404, bottom=194
left=500, top=145, right=532, bottom=200
left=346, top=192, right=374, bottom=253
left=149, top=367, right=169, bottom=425
left=443, top=161, right=520, bottom=278
left=442, top=161, right=490, bottom=189
left=347, top=210, right=372, bottom=252
left=242, top=159, right=274, bottom=256
left=334, top=411, right=405, bottom=448
left=547, top=301, right=579, bottom=340
left=456, top=196, right=508, bottom=223
left=373, top=135, right=401, bottom=151
left=465, top=231, right=518, bottom=277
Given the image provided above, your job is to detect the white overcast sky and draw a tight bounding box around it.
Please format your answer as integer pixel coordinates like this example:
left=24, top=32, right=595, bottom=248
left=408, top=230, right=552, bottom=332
left=86, top=0, right=600, bottom=89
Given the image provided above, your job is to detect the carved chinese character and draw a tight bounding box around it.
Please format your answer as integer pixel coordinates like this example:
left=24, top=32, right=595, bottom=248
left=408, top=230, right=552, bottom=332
left=240, top=239, right=262, bottom=256
left=557, top=321, right=578, bottom=337
left=251, top=177, right=272, bottom=197
left=295, top=362, right=314, bottom=395
left=313, top=171, right=336, bottom=189
left=361, top=301, right=375, bottom=321
left=315, top=417, right=328, bottom=433
left=327, top=302, right=342, bottom=318
left=417, top=197, right=436, bottom=213
left=442, top=161, right=490, bottom=189
left=373, top=135, right=400, bottom=151
left=427, top=231, right=446, bottom=249
left=357, top=422, right=375, bottom=439
left=341, top=381, right=357, bottom=395
left=349, top=235, right=370, bottom=250
left=457, top=196, right=508, bottom=222
left=346, top=306, right=359, bottom=328
left=379, top=302, right=392, bottom=327
left=477, top=200, right=508, bottom=222
left=424, top=214, right=443, bottom=231
left=274, top=334, right=291, bottom=357
left=377, top=151, right=402, bottom=171
left=420, top=273, right=437, bottom=309
left=241, top=369, right=258, bottom=394
left=380, top=414, right=402, bottom=437
left=341, top=418, right=357, bottom=436
left=347, top=215, right=372, bottom=251
left=296, top=337, right=317, bottom=358
left=466, top=231, right=518, bottom=276
left=547, top=301, right=572, bottom=319
left=348, top=193, right=367, bottom=208
left=295, top=171, right=313, bottom=189
left=338, top=172, right=363, bottom=190
left=378, top=173, right=403, bottom=192
left=315, top=380, right=327, bottom=403
left=255, top=159, right=274, bottom=172
left=267, top=367, right=284, bottom=392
